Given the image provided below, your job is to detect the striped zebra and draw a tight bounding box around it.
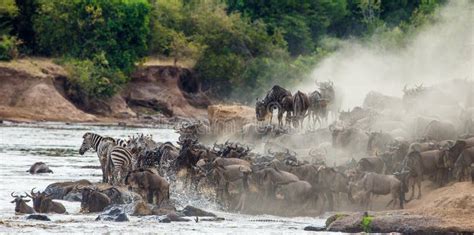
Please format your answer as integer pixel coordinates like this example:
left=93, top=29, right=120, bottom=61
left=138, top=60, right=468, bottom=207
left=106, top=145, right=135, bottom=185
left=79, top=133, right=132, bottom=184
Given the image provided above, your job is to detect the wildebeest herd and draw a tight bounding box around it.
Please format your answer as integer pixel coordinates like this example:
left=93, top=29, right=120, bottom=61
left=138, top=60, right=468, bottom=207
left=11, top=79, right=474, bottom=219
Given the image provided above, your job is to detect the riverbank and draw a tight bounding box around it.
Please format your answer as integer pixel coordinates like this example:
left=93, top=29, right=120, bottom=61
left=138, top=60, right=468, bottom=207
left=318, top=182, right=474, bottom=233
left=0, top=57, right=209, bottom=124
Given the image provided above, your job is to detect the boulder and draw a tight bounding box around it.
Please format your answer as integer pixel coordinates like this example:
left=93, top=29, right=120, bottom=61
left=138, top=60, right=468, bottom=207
left=26, top=214, right=51, bottom=221
left=207, top=105, right=255, bottom=135
left=179, top=205, right=216, bottom=217
left=95, top=207, right=129, bottom=222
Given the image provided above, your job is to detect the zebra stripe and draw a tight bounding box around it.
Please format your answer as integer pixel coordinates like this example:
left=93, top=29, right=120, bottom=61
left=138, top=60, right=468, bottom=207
left=115, top=138, right=128, bottom=148
left=108, top=146, right=134, bottom=184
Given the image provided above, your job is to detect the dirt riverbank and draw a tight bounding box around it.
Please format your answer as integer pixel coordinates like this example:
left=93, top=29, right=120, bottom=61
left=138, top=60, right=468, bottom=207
left=0, top=58, right=209, bottom=124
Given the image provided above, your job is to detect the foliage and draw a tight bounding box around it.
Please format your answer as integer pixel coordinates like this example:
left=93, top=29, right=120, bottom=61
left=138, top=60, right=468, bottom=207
left=63, top=57, right=127, bottom=99
left=34, top=0, right=150, bottom=73
left=0, top=35, right=20, bottom=60
left=360, top=215, right=374, bottom=233
left=12, top=0, right=39, bottom=53
left=0, top=0, right=448, bottom=101
left=0, top=0, right=18, bottom=35
left=227, top=0, right=348, bottom=56
left=169, top=31, right=204, bottom=66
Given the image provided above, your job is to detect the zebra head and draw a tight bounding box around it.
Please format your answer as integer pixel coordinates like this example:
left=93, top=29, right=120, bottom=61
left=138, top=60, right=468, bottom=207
left=79, top=132, right=95, bottom=155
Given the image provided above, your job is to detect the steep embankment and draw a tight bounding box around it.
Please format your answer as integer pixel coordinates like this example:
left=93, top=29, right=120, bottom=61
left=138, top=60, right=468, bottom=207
left=0, top=58, right=210, bottom=123
left=0, top=58, right=96, bottom=122
left=326, top=182, right=474, bottom=233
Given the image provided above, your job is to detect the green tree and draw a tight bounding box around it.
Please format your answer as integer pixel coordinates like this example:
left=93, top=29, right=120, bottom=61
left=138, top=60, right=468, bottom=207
left=0, top=0, right=18, bottom=35
left=34, top=0, right=150, bottom=73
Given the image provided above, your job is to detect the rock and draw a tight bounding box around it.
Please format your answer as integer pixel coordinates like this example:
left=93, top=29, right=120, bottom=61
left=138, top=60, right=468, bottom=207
left=207, top=105, right=255, bottom=135
left=325, top=213, right=349, bottom=228
left=131, top=200, right=152, bottom=216
left=124, top=66, right=208, bottom=119
left=166, top=212, right=191, bottom=222
left=151, top=207, right=176, bottom=216
left=179, top=205, right=216, bottom=217
left=63, top=192, right=82, bottom=202
left=44, top=180, right=92, bottom=200
left=303, top=226, right=325, bottom=231
left=327, top=212, right=365, bottom=233
left=95, top=207, right=129, bottom=222
left=26, top=214, right=51, bottom=221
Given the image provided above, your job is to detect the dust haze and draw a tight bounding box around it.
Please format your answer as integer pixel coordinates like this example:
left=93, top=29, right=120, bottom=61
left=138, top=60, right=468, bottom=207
left=296, top=0, right=473, bottom=110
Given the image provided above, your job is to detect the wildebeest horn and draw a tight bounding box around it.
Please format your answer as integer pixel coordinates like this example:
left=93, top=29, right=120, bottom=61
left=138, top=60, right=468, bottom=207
left=267, top=149, right=274, bottom=155
left=30, top=188, right=37, bottom=197
left=11, top=192, right=17, bottom=198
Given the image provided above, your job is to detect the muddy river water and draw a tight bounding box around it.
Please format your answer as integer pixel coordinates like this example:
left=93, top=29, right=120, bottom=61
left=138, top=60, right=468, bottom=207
left=0, top=122, right=327, bottom=234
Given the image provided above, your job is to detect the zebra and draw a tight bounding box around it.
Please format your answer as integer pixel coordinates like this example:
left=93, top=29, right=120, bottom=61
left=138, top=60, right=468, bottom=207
left=106, top=145, right=134, bottom=185
left=79, top=133, right=132, bottom=184
left=256, top=85, right=293, bottom=126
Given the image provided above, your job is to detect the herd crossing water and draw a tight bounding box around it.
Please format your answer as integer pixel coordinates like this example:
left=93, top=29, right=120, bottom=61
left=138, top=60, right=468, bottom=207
left=0, top=122, right=326, bottom=233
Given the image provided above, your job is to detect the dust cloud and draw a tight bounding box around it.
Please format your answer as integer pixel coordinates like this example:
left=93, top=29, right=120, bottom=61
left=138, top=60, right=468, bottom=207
left=297, top=0, right=473, bottom=110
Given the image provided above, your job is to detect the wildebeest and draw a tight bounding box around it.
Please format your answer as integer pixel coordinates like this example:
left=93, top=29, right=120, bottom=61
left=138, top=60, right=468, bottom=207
left=308, top=90, right=328, bottom=127
left=27, top=162, right=53, bottom=174
left=357, top=157, right=384, bottom=174
left=330, top=125, right=369, bottom=154
left=256, top=85, right=293, bottom=126
left=402, top=149, right=450, bottom=199
left=292, top=91, right=310, bottom=128
left=212, top=164, right=252, bottom=206
left=125, top=169, right=170, bottom=206
left=27, top=188, right=66, bottom=214
left=316, top=80, right=340, bottom=120
left=454, top=146, right=474, bottom=182
left=254, top=167, right=299, bottom=198
left=79, top=186, right=112, bottom=213
left=351, top=172, right=404, bottom=209
left=11, top=192, right=35, bottom=214
left=367, top=131, right=395, bottom=155
left=423, top=120, right=457, bottom=141
left=275, top=180, right=312, bottom=208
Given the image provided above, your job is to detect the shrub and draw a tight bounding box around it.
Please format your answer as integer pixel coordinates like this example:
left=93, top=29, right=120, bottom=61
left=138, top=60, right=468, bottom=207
left=0, top=35, right=20, bottom=60
left=63, top=58, right=127, bottom=99
left=34, top=0, right=150, bottom=73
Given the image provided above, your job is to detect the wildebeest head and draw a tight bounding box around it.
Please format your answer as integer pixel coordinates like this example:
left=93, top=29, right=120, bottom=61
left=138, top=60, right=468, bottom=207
left=79, top=132, right=94, bottom=155
left=255, top=99, right=268, bottom=121
left=26, top=188, right=49, bottom=211
left=10, top=192, right=31, bottom=212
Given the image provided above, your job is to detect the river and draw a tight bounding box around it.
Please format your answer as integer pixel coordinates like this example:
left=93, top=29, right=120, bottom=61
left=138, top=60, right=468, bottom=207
left=0, top=122, right=327, bottom=234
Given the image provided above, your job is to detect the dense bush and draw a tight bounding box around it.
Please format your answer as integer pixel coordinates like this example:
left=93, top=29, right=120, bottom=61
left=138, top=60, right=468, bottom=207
left=0, top=35, right=20, bottom=60
left=34, top=0, right=150, bottom=73
left=1, top=0, right=448, bottom=101
left=63, top=57, right=127, bottom=99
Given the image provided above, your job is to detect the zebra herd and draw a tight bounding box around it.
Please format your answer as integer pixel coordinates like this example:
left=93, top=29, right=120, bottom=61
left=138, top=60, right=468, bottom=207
left=255, top=81, right=339, bottom=128
left=79, top=133, right=132, bottom=185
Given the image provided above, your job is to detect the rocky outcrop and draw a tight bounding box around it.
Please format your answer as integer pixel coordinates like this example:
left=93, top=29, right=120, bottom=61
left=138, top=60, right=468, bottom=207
left=123, top=66, right=209, bottom=120
left=207, top=105, right=255, bottom=134
left=0, top=61, right=97, bottom=122
left=0, top=58, right=209, bottom=123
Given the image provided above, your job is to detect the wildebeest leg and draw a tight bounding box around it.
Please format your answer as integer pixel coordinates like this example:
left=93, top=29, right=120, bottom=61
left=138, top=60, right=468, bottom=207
left=147, top=190, right=154, bottom=204
left=408, top=177, right=416, bottom=201
left=277, top=109, right=283, bottom=127
left=325, top=191, right=334, bottom=211
left=416, top=176, right=422, bottom=199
